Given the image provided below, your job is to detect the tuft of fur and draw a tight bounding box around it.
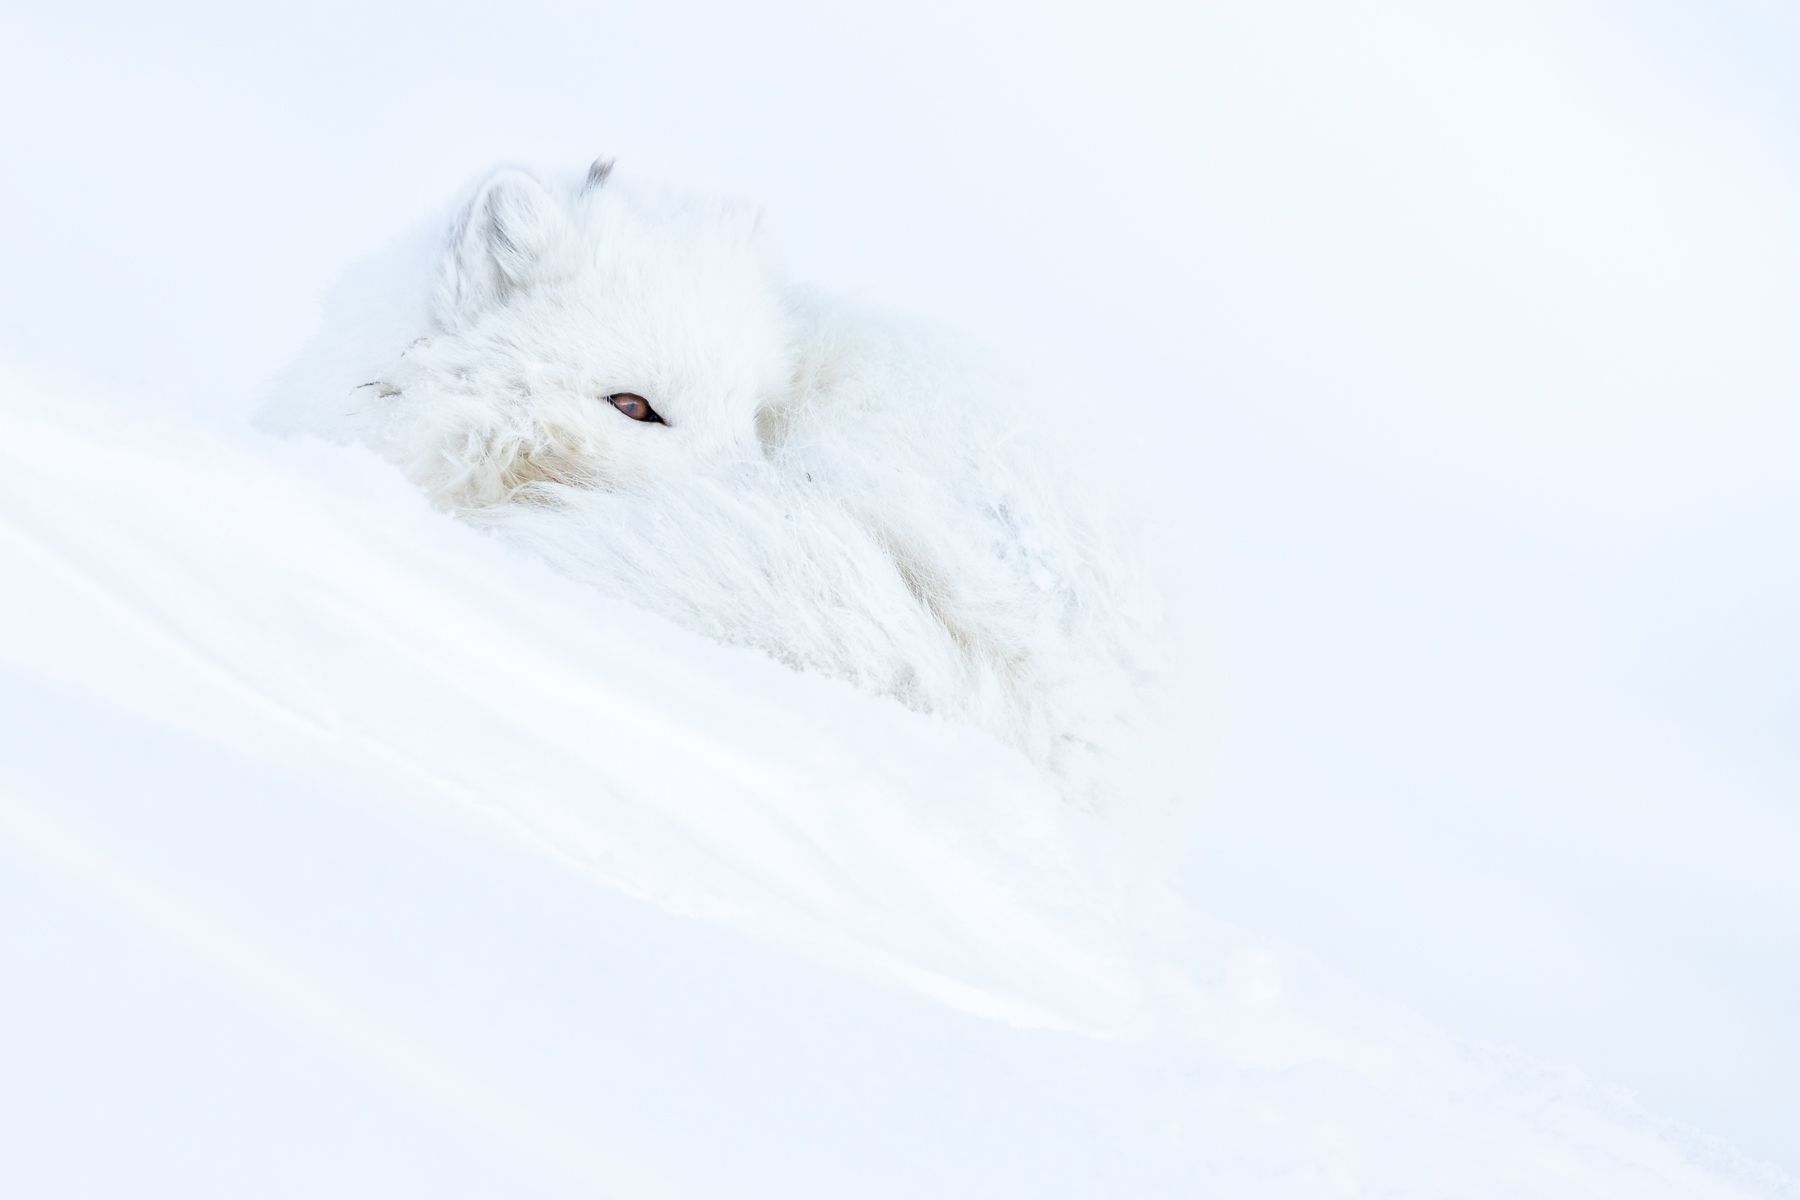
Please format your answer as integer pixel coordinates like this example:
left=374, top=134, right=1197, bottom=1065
left=267, top=163, right=1164, bottom=800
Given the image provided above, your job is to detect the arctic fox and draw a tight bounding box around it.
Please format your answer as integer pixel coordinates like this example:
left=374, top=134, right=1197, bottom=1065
left=269, top=159, right=1162, bottom=798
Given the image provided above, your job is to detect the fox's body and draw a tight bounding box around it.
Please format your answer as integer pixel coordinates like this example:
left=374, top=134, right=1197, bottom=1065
left=269, top=162, right=1160, bottom=797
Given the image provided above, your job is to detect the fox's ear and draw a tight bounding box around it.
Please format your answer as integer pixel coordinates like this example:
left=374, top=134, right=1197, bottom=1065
left=435, top=167, right=564, bottom=326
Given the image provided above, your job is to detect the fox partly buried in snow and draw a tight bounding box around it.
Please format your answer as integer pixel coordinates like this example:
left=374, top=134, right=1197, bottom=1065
left=271, top=158, right=1163, bottom=799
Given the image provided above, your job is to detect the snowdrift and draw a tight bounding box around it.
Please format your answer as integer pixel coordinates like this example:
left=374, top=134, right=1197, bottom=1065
left=2, top=366, right=1794, bottom=1198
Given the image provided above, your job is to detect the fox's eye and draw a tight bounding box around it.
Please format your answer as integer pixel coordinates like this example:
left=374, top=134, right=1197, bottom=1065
left=607, top=392, right=664, bottom=424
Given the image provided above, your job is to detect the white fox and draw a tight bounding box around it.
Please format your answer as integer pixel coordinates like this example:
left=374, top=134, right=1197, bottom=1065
left=268, top=159, right=1163, bottom=799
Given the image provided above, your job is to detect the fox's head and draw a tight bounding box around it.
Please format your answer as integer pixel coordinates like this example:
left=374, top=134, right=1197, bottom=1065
left=351, top=160, right=790, bottom=507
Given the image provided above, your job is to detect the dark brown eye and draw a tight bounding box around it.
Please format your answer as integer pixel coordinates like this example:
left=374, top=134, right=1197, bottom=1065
left=607, top=392, right=664, bottom=424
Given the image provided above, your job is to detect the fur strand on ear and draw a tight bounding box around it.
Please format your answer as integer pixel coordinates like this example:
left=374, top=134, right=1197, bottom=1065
left=583, top=156, right=616, bottom=193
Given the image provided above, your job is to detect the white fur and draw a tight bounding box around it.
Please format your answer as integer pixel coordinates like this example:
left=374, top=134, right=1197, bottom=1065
left=267, top=163, right=1163, bottom=799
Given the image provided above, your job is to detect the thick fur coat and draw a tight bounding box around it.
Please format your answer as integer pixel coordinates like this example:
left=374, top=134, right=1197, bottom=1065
left=268, top=162, right=1162, bottom=799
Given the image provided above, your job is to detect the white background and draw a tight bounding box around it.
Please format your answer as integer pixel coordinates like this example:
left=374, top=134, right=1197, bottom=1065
left=3, top=0, right=1796, bottom=1174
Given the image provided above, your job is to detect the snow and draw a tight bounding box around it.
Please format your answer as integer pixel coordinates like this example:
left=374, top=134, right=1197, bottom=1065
left=3, top=0, right=1799, bottom=1194
left=3, top=367, right=1795, bottom=1198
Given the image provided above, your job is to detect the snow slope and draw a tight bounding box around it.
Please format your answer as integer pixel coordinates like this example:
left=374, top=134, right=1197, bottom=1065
left=3, top=0, right=1798, bottom=1187
left=3, top=366, right=1795, bottom=1197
